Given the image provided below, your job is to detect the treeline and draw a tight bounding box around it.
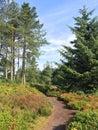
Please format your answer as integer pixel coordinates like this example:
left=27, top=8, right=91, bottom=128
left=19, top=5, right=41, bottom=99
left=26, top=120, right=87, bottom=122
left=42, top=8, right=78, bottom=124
left=0, top=1, right=47, bottom=84
left=1, top=2, right=98, bottom=93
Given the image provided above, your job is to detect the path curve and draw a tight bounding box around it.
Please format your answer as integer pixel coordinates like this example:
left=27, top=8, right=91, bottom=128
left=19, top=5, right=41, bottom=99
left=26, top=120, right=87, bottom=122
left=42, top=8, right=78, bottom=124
left=42, top=97, right=76, bottom=130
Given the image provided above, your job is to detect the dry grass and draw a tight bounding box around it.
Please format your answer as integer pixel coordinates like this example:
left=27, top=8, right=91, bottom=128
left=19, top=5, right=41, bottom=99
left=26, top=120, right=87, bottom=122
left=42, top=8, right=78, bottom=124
left=0, top=83, right=52, bottom=130
left=60, top=92, right=98, bottom=110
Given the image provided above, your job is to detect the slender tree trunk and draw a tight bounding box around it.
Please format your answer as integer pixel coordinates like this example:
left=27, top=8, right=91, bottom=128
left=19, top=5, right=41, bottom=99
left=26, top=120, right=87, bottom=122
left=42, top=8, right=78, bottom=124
left=5, top=52, right=8, bottom=79
left=10, top=62, right=13, bottom=80
left=5, top=66, right=8, bottom=79
left=17, top=46, right=20, bottom=69
left=10, top=30, right=16, bottom=80
left=13, top=46, right=15, bottom=80
left=10, top=31, right=13, bottom=80
left=22, top=39, right=26, bottom=84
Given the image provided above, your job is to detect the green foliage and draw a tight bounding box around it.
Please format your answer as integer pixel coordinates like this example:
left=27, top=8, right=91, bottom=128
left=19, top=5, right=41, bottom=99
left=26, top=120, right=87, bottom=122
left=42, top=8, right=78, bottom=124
left=40, top=63, right=53, bottom=87
left=52, top=67, right=63, bottom=87
left=0, top=84, right=52, bottom=129
left=46, top=86, right=61, bottom=97
left=55, top=6, right=98, bottom=92
left=66, top=110, right=98, bottom=130
left=30, top=64, right=53, bottom=94
left=68, top=100, right=87, bottom=110
left=31, top=83, right=48, bottom=93
left=39, top=101, right=52, bottom=117
left=38, top=101, right=52, bottom=116
left=0, top=111, right=12, bottom=130
left=93, top=90, right=98, bottom=96
left=19, top=2, right=47, bottom=84
left=0, top=110, right=28, bottom=130
left=60, top=92, right=98, bottom=111
left=22, top=111, right=37, bottom=122
left=1, top=78, right=17, bottom=84
left=61, top=92, right=98, bottom=130
left=46, top=91, right=59, bottom=97
left=0, top=1, right=48, bottom=84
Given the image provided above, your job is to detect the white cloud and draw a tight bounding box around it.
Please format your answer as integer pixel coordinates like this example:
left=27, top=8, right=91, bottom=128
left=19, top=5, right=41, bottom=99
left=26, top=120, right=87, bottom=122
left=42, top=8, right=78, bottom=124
left=40, top=33, right=75, bottom=56
left=38, top=34, right=75, bottom=70
left=49, top=39, right=65, bottom=46
left=37, top=0, right=98, bottom=70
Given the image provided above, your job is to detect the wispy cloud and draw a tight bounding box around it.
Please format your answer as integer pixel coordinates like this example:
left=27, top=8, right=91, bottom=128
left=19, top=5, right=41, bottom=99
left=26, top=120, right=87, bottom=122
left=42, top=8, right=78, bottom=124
left=40, top=34, right=75, bottom=53
left=36, top=0, right=98, bottom=69
left=16, top=0, right=98, bottom=70
left=38, top=34, right=75, bottom=69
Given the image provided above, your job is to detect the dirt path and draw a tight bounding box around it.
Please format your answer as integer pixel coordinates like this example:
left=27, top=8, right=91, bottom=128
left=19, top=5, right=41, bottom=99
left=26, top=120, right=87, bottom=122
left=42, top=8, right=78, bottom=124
left=42, top=97, right=76, bottom=130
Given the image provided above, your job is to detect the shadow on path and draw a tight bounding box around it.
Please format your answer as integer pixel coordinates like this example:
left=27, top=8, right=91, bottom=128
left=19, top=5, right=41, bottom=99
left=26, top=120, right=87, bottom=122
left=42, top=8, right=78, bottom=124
left=53, top=124, right=65, bottom=130
left=42, top=97, right=76, bottom=130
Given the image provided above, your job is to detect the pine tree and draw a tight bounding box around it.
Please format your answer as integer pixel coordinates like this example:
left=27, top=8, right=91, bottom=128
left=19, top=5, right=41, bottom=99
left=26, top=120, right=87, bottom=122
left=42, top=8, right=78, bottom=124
left=7, top=1, right=19, bottom=80
left=19, top=3, right=47, bottom=84
left=41, top=63, right=53, bottom=89
left=0, top=1, right=19, bottom=80
left=58, top=6, right=98, bottom=92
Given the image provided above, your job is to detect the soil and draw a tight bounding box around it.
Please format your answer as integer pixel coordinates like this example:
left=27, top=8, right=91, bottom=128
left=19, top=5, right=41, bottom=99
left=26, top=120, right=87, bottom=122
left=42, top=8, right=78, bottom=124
left=42, top=97, right=76, bottom=130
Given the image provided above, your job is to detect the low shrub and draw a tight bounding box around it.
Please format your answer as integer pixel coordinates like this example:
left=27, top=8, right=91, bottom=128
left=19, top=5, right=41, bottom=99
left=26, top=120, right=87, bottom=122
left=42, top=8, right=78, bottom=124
left=22, top=111, right=37, bottom=122
left=38, top=99, right=52, bottom=116
left=0, top=84, right=52, bottom=130
left=66, top=110, right=98, bottom=130
left=67, top=100, right=88, bottom=110
left=76, top=90, right=85, bottom=95
left=46, top=90, right=61, bottom=97
left=38, top=105, right=51, bottom=116
left=60, top=92, right=98, bottom=110
left=30, top=83, right=48, bottom=93
left=0, top=111, right=12, bottom=130
left=60, top=92, right=98, bottom=130
left=93, top=90, right=98, bottom=96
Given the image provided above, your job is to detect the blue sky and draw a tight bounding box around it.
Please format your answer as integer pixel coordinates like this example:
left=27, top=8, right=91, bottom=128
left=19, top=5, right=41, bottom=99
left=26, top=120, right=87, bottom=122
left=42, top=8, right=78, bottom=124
left=15, top=0, right=98, bottom=70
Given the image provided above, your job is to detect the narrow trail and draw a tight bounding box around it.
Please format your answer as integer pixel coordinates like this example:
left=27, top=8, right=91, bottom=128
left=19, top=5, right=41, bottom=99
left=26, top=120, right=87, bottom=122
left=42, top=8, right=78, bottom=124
left=42, top=97, right=76, bottom=130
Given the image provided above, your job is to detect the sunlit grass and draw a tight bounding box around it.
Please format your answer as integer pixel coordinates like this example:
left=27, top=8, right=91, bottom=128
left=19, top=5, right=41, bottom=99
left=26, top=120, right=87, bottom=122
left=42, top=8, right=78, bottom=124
left=0, top=83, right=52, bottom=130
left=60, top=92, right=98, bottom=111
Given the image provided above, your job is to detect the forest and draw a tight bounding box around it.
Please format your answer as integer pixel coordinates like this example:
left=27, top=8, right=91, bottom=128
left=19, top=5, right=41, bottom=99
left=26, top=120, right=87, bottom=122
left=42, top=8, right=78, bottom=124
left=0, top=0, right=98, bottom=130
left=1, top=0, right=98, bottom=93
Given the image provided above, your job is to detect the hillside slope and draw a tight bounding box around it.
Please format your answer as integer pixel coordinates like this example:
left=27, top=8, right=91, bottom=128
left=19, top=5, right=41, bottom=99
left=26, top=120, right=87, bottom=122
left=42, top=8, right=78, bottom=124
left=0, top=83, right=52, bottom=130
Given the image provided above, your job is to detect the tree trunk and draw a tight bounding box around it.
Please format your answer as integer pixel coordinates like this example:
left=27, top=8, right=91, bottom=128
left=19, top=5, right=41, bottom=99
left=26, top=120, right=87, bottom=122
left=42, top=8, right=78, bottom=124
left=10, top=63, right=13, bottom=80
left=10, top=31, right=14, bottom=80
left=22, top=39, right=26, bottom=84
left=5, top=67, right=8, bottom=79
left=17, top=45, right=20, bottom=69
left=13, top=46, right=15, bottom=80
left=5, top=51, right=8, bottom=79
left=10, top=30, right=15, bottom=80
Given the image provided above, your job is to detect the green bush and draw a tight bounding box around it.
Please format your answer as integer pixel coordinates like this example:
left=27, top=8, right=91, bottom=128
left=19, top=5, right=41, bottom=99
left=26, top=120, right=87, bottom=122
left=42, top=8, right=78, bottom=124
left=93, top=90, right=98, bottom=96
left=30, top=83, right=49, bottom=93
left=0, top=111, right=12, bottom=130
left=38, top=105, right=51, bottom=116
left=1, top=78, right=16, bottom=84
left=0, top=111, right=28, bottom=130
left=68, top=100, right=88, bottom=110
left=38, top=100, right=52, bottom=116
left=66, top=110, right=98, bottom=130
left=13, top=115, right=28, bottom=130
left=0, top=84, right=52, bottom=129
left=46, top=90, right=58, bottom=97
left=22, top=111, right=37, bottom=122
left=76, top=91, right=85, bottom=95
left=46, top=89, right=62, bottom=97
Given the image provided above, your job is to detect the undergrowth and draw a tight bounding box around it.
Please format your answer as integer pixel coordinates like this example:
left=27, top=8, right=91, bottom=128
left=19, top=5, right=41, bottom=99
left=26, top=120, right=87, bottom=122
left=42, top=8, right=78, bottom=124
left=0, top=83, right=52, bottom=130
left=60, top=92, right=98, bottom=130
